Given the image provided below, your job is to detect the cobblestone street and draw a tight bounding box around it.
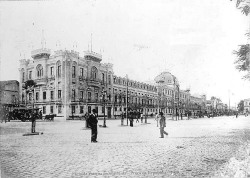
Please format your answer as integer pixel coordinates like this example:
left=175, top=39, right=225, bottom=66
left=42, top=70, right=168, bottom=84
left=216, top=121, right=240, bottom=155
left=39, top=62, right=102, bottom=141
left=1, top=116, right=250, bottom=178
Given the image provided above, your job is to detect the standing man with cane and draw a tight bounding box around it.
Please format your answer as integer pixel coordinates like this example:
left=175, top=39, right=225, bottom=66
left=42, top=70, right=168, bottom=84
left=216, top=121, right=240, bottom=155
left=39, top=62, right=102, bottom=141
left=88, top=109, right=98, bottom=143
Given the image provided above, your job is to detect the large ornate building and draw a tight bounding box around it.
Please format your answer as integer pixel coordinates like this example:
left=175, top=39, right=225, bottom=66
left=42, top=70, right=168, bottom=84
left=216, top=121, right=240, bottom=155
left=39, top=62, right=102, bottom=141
left=19, top=48, right=206, bottom=120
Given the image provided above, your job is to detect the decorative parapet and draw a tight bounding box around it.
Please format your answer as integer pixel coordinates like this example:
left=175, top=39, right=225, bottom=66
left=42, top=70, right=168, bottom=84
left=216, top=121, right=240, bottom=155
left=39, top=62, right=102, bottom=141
left=84, top=51, right=102, bottom=62
left=31, top=48, right=51, bottom=59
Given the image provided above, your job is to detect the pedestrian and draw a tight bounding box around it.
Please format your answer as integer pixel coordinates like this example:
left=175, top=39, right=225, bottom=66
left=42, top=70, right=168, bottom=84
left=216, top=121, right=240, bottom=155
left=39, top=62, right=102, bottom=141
left=31, top=110, right=37, bottom=133
left=140, top=113, right=143, bottom=123
left=121, top=112, right=124, bottom=125
left=180, top=112, right=183, bottom=120
left=159, top=112, right=168, bottom=138
left=39, top=110, right=42, bottom=120
left=136, top=112, right=139, bottom=123
left=155, top=112, right=159, bottom=127
left=88, top=109, right=98, bottom=143
left=236, top=112, right=238, bottom=118
left=129, top=111, right=133, bottom=127
left=84, top=112, right=90, bottom=128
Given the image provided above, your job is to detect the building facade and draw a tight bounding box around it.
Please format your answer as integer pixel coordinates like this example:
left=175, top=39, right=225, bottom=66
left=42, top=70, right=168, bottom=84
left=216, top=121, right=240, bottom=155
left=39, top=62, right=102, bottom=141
left=0, top=80, right=19, bottom=120
left=244, top=98, right=250, bottom=114
left=19, top=48, right=207, bottom=120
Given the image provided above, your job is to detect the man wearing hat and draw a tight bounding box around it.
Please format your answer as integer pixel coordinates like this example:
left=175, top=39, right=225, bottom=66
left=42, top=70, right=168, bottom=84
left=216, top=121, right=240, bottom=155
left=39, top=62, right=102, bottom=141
left=159, top=112, right=168, bottom=138
left=88, top=109, right=98, bottom=142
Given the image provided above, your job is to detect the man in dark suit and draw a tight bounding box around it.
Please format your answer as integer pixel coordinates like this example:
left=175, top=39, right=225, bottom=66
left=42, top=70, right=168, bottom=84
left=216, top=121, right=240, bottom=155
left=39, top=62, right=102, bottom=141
left=88, top=109, right=98, bottom=142
left=159, top=112, right=168, bottom=138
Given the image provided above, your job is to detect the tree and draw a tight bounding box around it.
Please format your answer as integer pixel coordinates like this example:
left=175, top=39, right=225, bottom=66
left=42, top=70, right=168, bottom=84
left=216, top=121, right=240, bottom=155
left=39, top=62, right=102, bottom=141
left=231, top=0, right=250, bottom=80
left=23, top=80, right=37, bottom=91
left=231, top=0, right=250, bottom=15
left=23, top=80, right=37, bottom=106
left=237, top=100, right=244, bottom=112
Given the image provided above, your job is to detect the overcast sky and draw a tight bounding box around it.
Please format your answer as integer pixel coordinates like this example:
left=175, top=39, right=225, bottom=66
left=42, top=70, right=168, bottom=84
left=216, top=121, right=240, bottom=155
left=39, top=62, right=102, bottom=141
left=0, top=0, right=249, bottom=105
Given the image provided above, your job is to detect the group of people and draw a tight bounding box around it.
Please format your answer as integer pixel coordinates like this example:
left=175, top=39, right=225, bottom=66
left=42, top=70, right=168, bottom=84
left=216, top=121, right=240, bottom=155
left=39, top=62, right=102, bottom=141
left=86, top=109, right=169, bottom=143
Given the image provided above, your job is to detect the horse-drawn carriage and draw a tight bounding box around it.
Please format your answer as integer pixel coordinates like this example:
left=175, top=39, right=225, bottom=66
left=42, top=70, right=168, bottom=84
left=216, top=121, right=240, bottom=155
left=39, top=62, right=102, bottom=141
left=9, top=107, right=41, bottom=122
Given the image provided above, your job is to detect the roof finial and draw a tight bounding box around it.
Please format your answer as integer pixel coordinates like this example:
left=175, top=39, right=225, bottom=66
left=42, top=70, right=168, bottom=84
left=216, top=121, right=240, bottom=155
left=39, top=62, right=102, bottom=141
left=91, top=33, right=93, bottom=52
left=41, top=29, right=46, bottom=49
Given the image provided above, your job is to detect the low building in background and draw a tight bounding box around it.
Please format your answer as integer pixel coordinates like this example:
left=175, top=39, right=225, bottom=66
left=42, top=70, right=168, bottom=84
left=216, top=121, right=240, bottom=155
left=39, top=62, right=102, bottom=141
left=0, top=80, right=19, bottom=121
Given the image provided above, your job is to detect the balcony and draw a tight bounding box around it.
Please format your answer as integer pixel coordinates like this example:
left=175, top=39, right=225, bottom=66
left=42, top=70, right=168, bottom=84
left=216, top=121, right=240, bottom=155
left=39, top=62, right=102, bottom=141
left=87, top=99, right=101, bottom=103
left=86, top=79, right=101, bottom=88
left=48, top=75, right=55, bottom=81
left=79, top=76, right=85, bottom=81
left=35, top=77, right=47, bottom=86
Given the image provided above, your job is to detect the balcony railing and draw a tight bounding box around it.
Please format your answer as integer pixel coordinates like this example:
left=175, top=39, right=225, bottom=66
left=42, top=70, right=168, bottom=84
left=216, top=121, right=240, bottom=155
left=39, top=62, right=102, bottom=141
left=35, top=77, right=48, bottom=86
left=48, top=75, right=55, bottom=81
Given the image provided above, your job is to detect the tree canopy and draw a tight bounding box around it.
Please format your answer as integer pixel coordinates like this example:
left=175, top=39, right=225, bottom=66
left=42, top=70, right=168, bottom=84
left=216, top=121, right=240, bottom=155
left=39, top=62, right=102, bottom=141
left=23, top=80, right=37, bottom=91
left=237, top=100, right=244, bottom=112
left=231, top=0, right=250, bottom=80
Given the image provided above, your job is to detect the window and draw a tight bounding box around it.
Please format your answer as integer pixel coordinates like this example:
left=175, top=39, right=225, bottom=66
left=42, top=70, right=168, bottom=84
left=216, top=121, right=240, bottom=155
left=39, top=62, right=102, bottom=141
left=80, top=68, right=84, bottom=77
left=80, top=106, right=84, bottom=114
left=50, top=106, right=53, bottom=113
left=72, top=89, right=75, bottom=101
left=72, top=66, right=76, bottom=78
left=50, top=67, right=54, bottom=76
left=58, top=105, right=62, bottom=114
left=43, top=91, right=46, bottom=100
left=22, top=72, right=25, bottom=82
left=36, top=65, right=43, bottom=78
left=43, top=106, right=46, bottom=114
left=91, top=66, right=98, bottom=80
left=88, top=92, right=91, bottom=101
left=80, top=91, right=84, bottom=99
left=58, top=90, right=61, bottom=99
left=102, top=73, right=105, bottom=83
left=29, top=71, right=32, bottom=79
left=57, top=65, right=61, bottom=78
left=108, top=75, right=111, bottom=85
left=29, top=93, right=32, bottom=101
left=50, top=91, right=54, bottom=100
left=95, top=93, right=98, bottom=101
left=72, top=105, right=75, bottom=113
left=36, top=92, right=39, bottom=101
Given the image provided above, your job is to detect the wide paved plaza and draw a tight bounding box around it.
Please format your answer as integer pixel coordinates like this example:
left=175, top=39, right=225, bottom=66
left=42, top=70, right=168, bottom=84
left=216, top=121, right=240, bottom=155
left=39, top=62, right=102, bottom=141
left=1, top=116, right=250, bottom=178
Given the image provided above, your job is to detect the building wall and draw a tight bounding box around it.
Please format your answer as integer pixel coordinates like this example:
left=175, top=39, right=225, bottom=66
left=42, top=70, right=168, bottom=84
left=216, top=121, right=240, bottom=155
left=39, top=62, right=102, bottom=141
left=0, top=80, right=19, bottom=105
left=244, top=98, right=250, bottom=113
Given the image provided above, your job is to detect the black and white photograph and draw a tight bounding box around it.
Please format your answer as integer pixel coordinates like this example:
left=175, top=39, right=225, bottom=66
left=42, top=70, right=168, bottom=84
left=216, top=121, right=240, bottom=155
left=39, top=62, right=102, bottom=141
left=0, top=0, right=250, bottom=177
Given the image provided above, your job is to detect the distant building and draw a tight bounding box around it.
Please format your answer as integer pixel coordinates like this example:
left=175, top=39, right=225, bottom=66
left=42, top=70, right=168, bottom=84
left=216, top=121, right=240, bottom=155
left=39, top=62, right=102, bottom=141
left=0, top=80, right=19, bottom=121
left=244, top=98, right=250, bottom=114
left=0, top=80, right=19, bottom=106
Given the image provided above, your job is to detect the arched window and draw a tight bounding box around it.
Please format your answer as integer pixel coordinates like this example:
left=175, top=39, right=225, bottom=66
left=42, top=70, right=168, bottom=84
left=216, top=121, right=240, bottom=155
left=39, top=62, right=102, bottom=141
left=36, top=64, right=43, bottom=78
left=91, top=66, right=98, bottom=80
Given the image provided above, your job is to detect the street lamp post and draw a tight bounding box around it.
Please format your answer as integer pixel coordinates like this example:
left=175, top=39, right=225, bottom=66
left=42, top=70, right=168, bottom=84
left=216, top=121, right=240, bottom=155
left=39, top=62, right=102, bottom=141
left=100, top=90, right=107, bottom=127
